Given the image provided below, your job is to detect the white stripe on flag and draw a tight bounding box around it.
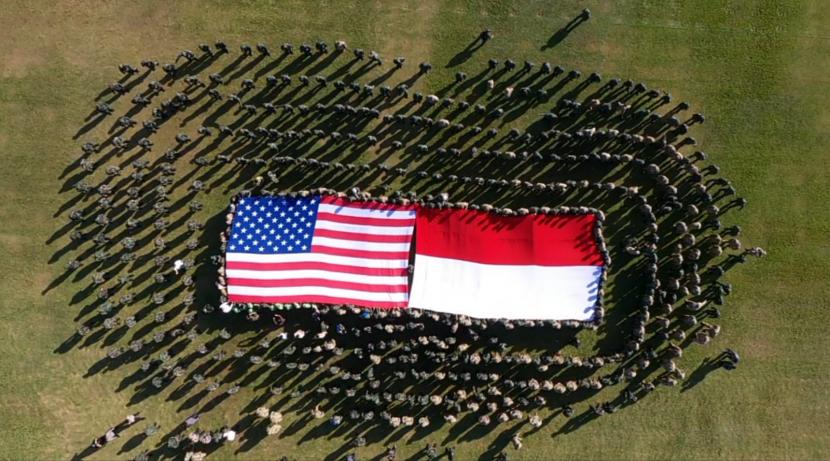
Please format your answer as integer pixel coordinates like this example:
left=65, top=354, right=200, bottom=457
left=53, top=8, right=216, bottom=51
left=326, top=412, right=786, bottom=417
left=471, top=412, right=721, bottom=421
left=228, top=285, right=409, bottom=302
left=408, top=254, right=602, bottom=320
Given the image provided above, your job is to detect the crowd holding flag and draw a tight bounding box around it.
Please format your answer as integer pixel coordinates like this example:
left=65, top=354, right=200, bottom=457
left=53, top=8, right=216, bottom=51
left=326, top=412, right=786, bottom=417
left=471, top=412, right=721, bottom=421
left=225, top=194, right=604, bottom=320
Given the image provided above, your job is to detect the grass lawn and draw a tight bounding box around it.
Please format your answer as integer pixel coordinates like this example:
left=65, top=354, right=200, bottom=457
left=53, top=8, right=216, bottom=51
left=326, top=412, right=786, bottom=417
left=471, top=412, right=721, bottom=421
left=0, top=0, right=828, bottom=460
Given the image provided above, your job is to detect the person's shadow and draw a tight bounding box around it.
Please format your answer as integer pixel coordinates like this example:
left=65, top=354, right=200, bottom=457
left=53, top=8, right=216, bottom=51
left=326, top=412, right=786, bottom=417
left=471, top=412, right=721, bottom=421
left=542, top=11, right=590, bottom=50
left=70, top=445, right=97, bottom=461
left=117, top=432, right=147, bottom=453
left=681, top=357, right=723, bottom=392
left=446, top=34, right=488, bottom=68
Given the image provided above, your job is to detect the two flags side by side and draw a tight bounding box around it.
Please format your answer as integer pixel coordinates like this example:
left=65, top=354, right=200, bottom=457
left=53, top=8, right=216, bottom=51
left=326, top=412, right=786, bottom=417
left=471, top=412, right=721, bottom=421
left=226, top=195, right=604, bottom=320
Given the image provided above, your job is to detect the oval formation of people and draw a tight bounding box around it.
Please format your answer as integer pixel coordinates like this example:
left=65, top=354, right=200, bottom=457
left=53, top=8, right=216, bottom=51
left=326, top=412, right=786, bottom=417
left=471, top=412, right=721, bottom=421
left=2, top=1, right=823, bottom=461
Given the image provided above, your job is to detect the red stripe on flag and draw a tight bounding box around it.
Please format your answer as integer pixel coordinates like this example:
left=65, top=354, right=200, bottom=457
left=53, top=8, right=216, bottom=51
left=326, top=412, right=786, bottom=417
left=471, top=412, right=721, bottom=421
left=313, top=228, right=413, bottom=243
left=415, top=207, right=604, bottom=266
left=311, top=245, right=410, bottom=260
left=228, top=278, right=409, bottom=293
left=228, top=294, right=408, bottom=308
left=226, top=260, right=408, bottom=276
left=317, top=212, right=415, bottom=227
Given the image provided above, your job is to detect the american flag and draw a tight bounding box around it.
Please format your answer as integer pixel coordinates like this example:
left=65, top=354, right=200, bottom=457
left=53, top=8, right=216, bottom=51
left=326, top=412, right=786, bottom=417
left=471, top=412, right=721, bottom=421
left=225, top=195, right=415, bottom=308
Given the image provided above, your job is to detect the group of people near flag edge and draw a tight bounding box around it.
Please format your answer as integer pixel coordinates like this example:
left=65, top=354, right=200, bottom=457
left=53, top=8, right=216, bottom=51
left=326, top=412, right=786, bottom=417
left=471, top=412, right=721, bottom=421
left=218, top=191, right=610, bottom=322
left=210, top=180, right=758, bottom=391
left=206, top=182, right=752, bottom=427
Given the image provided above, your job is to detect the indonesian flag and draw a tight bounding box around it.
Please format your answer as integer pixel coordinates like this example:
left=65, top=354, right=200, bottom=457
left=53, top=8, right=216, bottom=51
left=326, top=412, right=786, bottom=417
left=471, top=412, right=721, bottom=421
left=408, top=207, right=604, bottom=320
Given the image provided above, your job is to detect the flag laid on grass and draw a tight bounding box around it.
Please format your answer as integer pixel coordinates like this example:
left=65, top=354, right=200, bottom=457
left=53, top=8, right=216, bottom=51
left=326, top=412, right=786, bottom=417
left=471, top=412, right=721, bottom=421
left=407, top=207, right=604, bottom=320
left=224, top=195, right=604, bottom=320
left=225, top=195, right=414, bottom=308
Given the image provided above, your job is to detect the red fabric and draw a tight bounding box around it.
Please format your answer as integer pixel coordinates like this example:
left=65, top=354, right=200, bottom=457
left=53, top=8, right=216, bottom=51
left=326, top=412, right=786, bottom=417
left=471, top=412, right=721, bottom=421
left=415, top=208, right=604, bottom=266
left=308, top=245, right=410, bottom=260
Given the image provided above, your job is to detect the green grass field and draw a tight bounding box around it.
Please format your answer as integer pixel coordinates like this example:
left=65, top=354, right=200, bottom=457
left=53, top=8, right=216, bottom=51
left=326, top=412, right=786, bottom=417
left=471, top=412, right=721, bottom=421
left=1, top=1, right=829, bottom=460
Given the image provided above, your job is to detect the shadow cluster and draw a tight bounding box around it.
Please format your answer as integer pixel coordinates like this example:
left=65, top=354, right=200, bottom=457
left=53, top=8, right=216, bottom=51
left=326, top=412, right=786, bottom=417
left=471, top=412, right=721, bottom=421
left=53, top=23, right=758, bottom=461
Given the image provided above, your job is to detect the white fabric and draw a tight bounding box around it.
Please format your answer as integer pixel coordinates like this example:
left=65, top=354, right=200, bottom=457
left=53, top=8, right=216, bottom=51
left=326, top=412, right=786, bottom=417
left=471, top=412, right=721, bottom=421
left=408, top=254, right=602, bottom=320
left=220, top=302, right=233, bottom=313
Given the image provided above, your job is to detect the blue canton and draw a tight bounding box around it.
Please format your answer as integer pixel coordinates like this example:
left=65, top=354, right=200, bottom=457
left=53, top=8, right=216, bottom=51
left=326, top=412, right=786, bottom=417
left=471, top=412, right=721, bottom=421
left=228, top=195, right=320, bottom=254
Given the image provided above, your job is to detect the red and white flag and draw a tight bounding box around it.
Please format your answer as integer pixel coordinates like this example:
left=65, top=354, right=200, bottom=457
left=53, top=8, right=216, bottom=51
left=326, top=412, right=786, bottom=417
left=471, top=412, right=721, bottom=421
left=407, top=208, right=604, bottom=320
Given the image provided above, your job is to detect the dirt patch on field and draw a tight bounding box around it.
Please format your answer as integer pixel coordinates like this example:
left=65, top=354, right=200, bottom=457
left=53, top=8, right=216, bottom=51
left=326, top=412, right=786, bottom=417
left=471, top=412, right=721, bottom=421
left=0, top=46, right=47, bottom=78
left=0, top=233, right=26, bottom=254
